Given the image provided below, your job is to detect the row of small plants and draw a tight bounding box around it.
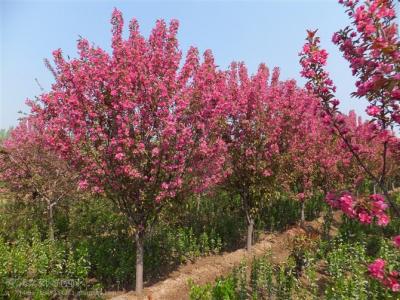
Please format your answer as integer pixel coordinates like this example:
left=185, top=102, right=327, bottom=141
left=189, top=242, right=400, bottom=299
left=0, top=227, right=100, bottom=299
left=0, top=191, right=324, bottom=298
left=188, top=255, right=298, bottom=300
left=188, top=204, right=400, bottom=299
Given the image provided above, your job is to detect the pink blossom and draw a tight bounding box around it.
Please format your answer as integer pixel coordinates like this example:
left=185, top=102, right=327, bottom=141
left=393, top=235, right=400, bottom=248
left=297, top=193, right=306, bottom=201
left=392, top=88, right=400, bottom=100
left=331, top=99, right=340, bottom=106
left=151, top=147, right=160, bottom=156
left=368, top=258, right=386, bottom=280
left=366, top=105, right=381, bottom=117
left=339, top=194, right=356, bottom=217
left=364, top=24, right=376, bottom=35
left=370, top=194, right=385, bottom=202
left=115, top=153, right=125, bottom=160
left=326, top=192, right=339, bottom=208
left=372, top=199, right=388, bottom=213
left=92, top=186, right=104, bottom=193
left=386, top=277, right=400, bottom=292
left=78, top=179, right=89, bottom=190
left=262, top=170, right=271, bottom=177
left=332, top=32, right=341, bottom=44
left=376, top=214, right=390, bottom=227
left=358, top=211, right=372, bottom=224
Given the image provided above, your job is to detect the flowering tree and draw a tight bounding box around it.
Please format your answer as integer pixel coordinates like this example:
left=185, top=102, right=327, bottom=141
left=0, top=119, right=78, bottom=241
left=282, top=112, right=348, bottom=223
left=28, top=9, right=226, bottom=293
left=224, top=62, right=322, bottom=249
left=299, top=0, right=399, bottom=292
left=223, top=63, right=272, bottom=251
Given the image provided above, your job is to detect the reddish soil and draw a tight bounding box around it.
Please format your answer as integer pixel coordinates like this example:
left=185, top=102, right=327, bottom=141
left=107, top=213, right=340, bottom=300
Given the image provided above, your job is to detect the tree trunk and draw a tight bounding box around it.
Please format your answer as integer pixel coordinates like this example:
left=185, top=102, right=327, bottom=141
left=300, top=201, right=305, bottom=223
left=246, top=216, right=254, bottom=251
left=135, top=232, right=144, bottom=297
left=323, top=207, right=333, bottom=241
left=48, top=202, right=55, bottom=241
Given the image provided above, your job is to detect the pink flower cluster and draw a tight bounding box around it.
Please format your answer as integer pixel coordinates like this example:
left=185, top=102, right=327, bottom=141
left=299, top=30, right=356, bottom=145
left=334, top=0, right=400, bottom=127
left=394, top=235, right=400, bottom=248
left=0, top=118, right=77, bottom=206
left=299, top=31, right=338, bottom=113
left=326, top=192, right=390, bottom=226
left=369, top=258, right=400, bottom=292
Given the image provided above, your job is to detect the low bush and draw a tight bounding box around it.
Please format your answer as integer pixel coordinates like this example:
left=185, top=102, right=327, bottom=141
left=0, top=227, right=100, bottom=299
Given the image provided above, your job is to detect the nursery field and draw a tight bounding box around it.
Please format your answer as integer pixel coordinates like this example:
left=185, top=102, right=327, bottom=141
left=109, top=212, right=342, bottom=300
left=0, top=0, right=399, bottom=299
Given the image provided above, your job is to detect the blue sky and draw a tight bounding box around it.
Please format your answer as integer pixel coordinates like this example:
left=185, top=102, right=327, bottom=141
left=2, top=0, right=395, bottom=129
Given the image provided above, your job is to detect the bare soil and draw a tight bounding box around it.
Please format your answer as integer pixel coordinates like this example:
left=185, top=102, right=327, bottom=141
left=107, top=213, right=340, bottom=300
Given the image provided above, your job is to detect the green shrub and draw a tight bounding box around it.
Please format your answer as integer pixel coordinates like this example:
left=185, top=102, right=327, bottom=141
left=67, top=197, right=225, bottom=289
left=0, top=227, right=100, bottom=299
left=189, top=257, right=299, bottom=300
left=188, top=279, right=213, bottom=300
left=232, top=262, right=248, bottom=300
left=250, top=255, right=274, bottom=299
left=258, top=193, right=325, bottom=232
left=274, top=259, right=296, bottom=300
left=1, top=189, right=327, bottom=292
left=212, top=276, right=237, bottom=300
left=324, top=241, right=368, bottom=299
left=321, top=237, right=399, bottom=299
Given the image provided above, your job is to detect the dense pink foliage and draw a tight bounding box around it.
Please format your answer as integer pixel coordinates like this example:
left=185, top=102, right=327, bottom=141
left=0, top=118, right=78, bottom=240
left=0, top=118, right=76, bottom=204
left=393, top=235, right=400, bottom=248
left=335, top=0, right=400, bottom=127
left=299, top=0, right=399, bottom=213
left=369, top=258, right=386, bottom=280
left=326, top=192, right=390, bottom=226
left=369, top=258, right=400, bottom=292
left=223, top=62, right=336, bottom=221
left=301, top=0, right=399, bottom=128
left=299, top=0, right=399, bottom=292
left=28, top=9, right=227, bottom=231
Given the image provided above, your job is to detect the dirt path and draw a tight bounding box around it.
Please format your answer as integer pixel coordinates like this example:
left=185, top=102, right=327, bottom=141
left=108, top=213, right=340, bottom=300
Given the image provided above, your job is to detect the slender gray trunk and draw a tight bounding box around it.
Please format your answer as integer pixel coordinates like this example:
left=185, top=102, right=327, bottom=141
left=48, top=202, right=54, bottom=241
left=246, top=216, right=254, bottom=251
left=300, top=201, right=305, bottom=223
left=196, top=196, right=200, bottom=212
left=373, top=183, right=377, bottom=194
left=323, top=207, right=333, bottom=240
left=135, top=233, right=144, bottom=297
